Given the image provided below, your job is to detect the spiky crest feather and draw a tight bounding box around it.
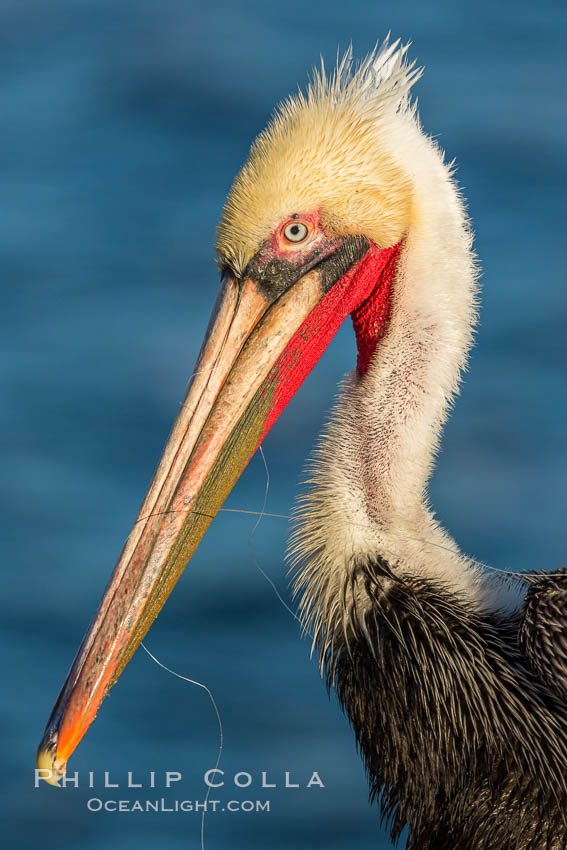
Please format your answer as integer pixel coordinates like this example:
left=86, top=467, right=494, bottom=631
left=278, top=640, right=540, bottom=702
left=216, top=39, right=422, bottom=276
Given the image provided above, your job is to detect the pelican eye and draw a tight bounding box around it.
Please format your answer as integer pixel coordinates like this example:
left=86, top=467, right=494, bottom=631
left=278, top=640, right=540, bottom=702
left=283, top=221, right=309, bottom=243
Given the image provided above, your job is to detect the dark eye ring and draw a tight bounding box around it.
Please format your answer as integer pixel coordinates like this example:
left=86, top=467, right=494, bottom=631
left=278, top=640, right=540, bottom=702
left=283, top=221, right=309, bottom=243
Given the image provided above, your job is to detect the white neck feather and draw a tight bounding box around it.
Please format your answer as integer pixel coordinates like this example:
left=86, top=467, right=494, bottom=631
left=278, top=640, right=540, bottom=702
left=290, top=116, right=521, bottom=622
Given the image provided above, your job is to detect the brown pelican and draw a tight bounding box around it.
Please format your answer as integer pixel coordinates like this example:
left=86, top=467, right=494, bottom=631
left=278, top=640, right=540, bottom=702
left=37, top=41, right=567, bottom=849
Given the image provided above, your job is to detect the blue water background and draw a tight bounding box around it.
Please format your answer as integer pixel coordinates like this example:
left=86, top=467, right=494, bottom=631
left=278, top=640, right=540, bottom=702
left=2, top=2, right=566, bottom=848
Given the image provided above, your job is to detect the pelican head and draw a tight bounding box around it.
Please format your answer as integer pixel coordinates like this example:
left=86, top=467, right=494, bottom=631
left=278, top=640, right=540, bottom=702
left=37, top=41, right=424, bottom=782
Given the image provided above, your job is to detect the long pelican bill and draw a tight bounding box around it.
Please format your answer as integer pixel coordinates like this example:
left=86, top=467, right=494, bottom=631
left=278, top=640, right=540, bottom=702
left=36, top=235, right=398, bottom=785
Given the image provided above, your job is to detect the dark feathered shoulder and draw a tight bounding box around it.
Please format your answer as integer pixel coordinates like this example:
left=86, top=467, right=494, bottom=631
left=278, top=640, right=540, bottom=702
left=519, top=567, right=567, bottom=702
left=320, top=556, right=567, bottom=849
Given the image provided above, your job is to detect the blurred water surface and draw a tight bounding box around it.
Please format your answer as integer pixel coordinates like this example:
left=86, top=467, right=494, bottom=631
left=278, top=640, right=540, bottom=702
left=1, top=1, right=566, bottom=848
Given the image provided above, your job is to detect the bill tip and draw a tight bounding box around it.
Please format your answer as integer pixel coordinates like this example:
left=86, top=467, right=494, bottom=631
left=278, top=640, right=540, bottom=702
left=36, top=733, right=66, bottom=787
